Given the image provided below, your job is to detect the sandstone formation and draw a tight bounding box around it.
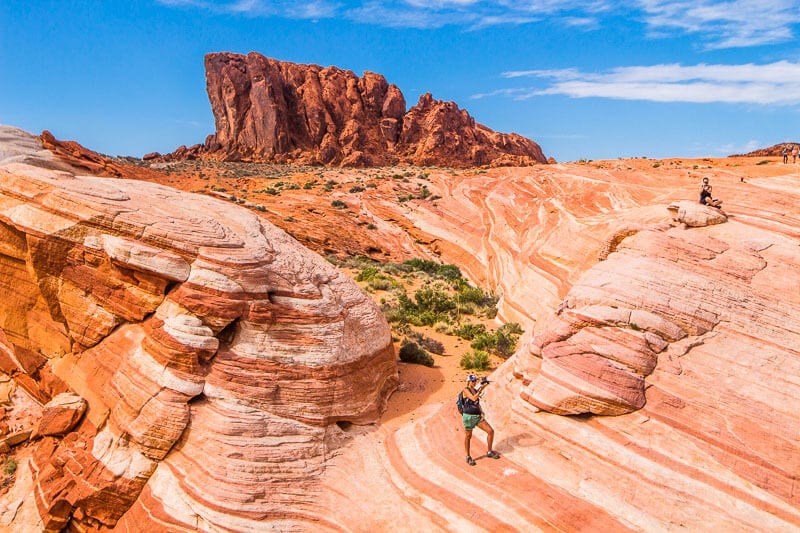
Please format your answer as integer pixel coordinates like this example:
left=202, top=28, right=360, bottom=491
left=311, top=162, right=800, bottom=531
left=6, top=124, right=800, bottom=531
left=0, top=128, right=396, bottom=531
left=159, top=52, right=547, bottom=167
left=736, top=142, right=799, bottom=157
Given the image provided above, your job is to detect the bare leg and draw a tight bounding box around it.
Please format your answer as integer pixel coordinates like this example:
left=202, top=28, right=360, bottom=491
left=464, top=430, right=472, bottom=456
left=476, top=419, right=494, bottom=452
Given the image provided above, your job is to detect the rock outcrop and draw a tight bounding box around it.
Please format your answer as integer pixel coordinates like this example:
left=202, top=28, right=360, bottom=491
left=160, top=52, right=547, bottom=167
left=7, top=125, right=800, bottom=531
left=735, top=142, right=798, bottom=157
left=313, top=171, right=800, bottom=530
left=0, top=129, right=396, bottom=531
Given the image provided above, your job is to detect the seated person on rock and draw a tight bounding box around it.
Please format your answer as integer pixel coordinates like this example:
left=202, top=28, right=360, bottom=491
left=699, top=184, right=722, bottom=208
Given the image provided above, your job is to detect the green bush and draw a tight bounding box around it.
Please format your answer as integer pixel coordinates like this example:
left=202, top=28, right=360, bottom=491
left=356, top=266, right=380, bottom=282
left=460, top=349, right=490, bottom=370
left=331, top=199, right=348, bottom=209
left=2, top=457, right=17, bottom=476
left=453, top=323, right=487, bottom=340
left=413, top=287, right=456, bottom=315
left=399, top=341, right=434, bottom=367
left=400, top=259, right=461, bottom=280
left=457, top=283, right=497, bottom=307
left=367, top=277, right=395, bottom=291
left=349, top=186, right=365, bottom=193
left=469, top=322, right=523, bottom=359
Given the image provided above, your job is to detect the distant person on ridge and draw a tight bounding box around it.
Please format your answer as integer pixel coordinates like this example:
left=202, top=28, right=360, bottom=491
left=792, top=145, right=798, bottom=163
left=782, top=146, right=789, bottom=164
left=700, top=184, right=722, bottom=208
left=460, top=374, right=500, bottom=466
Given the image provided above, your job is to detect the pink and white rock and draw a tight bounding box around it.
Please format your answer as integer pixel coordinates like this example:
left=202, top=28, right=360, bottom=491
left=0, top=128, right=397, bottom=530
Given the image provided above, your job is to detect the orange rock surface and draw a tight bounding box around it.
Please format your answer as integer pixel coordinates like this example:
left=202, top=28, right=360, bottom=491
left=2, top=125, right=799, bottom=531
left=0, top=127, right=396, bottom=531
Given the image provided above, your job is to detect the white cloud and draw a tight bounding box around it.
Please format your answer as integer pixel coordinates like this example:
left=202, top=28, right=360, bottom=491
left=637, top=0, right=799, bottom=49
left=154, top=0, right=800, bottom=47
left=488, top=62, right=800, bottom=105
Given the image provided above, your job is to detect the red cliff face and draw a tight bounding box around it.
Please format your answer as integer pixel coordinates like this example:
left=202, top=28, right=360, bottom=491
left=167, top=52, right=547, bottom=167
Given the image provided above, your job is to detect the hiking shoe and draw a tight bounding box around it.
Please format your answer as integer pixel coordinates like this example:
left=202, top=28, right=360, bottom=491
left=466, top=455, right=476, bottom=466
left=487, top=450, right=500, bottom=459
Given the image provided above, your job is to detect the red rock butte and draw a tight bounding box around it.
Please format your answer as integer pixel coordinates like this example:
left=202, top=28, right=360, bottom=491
left=157, top=52, right=548, bottom=168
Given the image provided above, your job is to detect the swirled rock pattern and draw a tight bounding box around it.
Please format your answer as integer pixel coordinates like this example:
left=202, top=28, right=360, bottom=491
left=0, top=128, right=396, bottom=531
left=160, top=52, right=547, bottom=168
left=3, top=125, right=800, bottom=531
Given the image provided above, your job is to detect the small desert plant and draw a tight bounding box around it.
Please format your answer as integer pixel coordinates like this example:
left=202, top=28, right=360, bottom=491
left=460, top=349, right=490, bottom=370
left=452, top=323, right=487, bottom=340
left=418, top=336, right=445, bottom=355
left=331, top=199, right=348, bottom=209
left=349, top=185, right=365, bottom=193
left=399, top=341, right=434, bottom=367
left=2, top=457, right=17, bottom=476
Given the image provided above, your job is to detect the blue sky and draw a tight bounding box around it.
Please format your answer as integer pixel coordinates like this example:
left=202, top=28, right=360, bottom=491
left=2, top=1, right=800, bottom=162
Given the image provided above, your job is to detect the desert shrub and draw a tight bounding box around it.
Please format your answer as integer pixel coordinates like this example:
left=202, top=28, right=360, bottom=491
left=331, top=199, right=348, bottom=209
left=470, top=322, right=523, bottom=358
left=418, top=186, right=431, bottom=199
left=367, top=277, right=395, bottom=291
left=460, top=349, right=490, bottom=370
left=453, top=322, right=486, bottom=340
left=303, top=181, right=315, bottom=189
left=367, top=223, right=376, bottom=230
left=400, top=259, right=461, bottom=280
left=413, top=287, right=456, bottom=315
left=456, top=283, right=497, bottom=307
left=756, top=160, right=769, bottom=165
left=366, top=183, right=378, bottom=188
left=652, top=162, right=661, bottom=168
left=484, top=307, right=498, bottom=319
left=399, top=341, right=434, bottom=367
left=349, top=186, right=365, bottom=193
left=458, top=302, right=477, bottom=315
left=419, top=336, right=445, bottom=355
left=356, top=266, right=380, bottom=282
left=2, top=457, right=17, bottom=476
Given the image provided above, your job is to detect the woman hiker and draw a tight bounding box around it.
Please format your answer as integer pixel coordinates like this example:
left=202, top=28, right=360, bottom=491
left=461, top=374, right=500, bottom=466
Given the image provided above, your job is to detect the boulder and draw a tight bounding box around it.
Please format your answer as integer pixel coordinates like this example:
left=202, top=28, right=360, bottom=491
left=31, top=393, right=86, bottom=438
left=668, top=200, right=727, bottom=227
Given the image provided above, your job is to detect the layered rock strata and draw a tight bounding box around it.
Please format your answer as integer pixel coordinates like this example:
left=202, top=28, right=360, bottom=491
left=161, top=52, right=547, bottom=167
left=315, top=199, right=800, bottom=531
left=0, top=132, right=396, bottom=531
